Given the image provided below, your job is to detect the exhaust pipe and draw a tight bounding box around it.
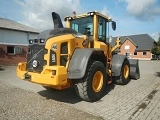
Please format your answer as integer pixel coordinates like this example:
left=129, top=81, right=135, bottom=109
left=52, top=12, right=63, bottom=29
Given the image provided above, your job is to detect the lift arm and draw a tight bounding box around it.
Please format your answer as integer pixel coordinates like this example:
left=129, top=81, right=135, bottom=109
left=111, top=37, right=121, bottom=53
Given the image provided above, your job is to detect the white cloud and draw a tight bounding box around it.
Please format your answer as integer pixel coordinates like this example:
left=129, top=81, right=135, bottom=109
left=151, top=32, right=160, bottom=41
left=100, top=6, right=114, bottom=21
left=15, top=0, right=82, bottom=31
left=101, top=7, right=110, bottom=16
left=121, top=0, right=160, bottom=21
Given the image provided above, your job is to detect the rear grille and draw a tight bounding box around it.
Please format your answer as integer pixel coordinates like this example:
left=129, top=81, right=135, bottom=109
left=26, top=44, right=46, bottom=72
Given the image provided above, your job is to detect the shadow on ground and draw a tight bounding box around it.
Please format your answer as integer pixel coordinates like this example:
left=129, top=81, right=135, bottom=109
left=155, top=72, right=160, bottom=77
left=104, top=83, right=115, bottom=95
left=38, top=87, right=81, bottom=104
left=0, top=67, right=5, bottom=71
left=38, top=83, right=115, bottom=104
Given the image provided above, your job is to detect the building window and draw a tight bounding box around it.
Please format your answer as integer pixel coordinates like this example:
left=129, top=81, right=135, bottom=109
left=134, top=52, right=137, bottom=55
left=143, top=52, right=147, bottom=55
left=7, top=46, right=22, bottom=55
left=125, top=45, right=130, bottom=50
left=0, top=48, right=5, bottom=54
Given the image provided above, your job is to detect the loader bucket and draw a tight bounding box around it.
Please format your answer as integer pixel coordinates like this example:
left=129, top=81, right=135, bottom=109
left=128, top=59, right=140, bottom=80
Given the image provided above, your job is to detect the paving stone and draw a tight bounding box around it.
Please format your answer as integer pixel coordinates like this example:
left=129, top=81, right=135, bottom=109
left=1, top=60, right=160, bottom=120
left=68, top=61, right=160, bottom=120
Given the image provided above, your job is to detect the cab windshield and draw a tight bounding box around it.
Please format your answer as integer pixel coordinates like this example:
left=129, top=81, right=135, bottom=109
left=70, top=16, right=93, bottom=35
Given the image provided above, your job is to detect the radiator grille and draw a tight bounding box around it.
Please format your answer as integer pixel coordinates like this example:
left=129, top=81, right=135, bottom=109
left=26, top=44, right=46, bottom=72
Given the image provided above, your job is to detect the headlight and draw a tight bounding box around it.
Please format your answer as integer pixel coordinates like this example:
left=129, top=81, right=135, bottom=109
left=90, top=12, right=94, bottom=15
left=87, top=12, right=95, bottom=16
left=52, top=70, right=56, bottom=75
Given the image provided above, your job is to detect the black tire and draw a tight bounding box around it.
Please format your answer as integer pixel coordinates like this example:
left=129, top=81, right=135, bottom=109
left=75, top=61, right=107, bottom=102
left=113, top=59, right=131, bottom=85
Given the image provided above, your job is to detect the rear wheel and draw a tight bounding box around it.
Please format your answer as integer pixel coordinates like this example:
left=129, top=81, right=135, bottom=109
left=114, top=59, right=131, bottom=85
left=76, top=61, right=107, bottom=102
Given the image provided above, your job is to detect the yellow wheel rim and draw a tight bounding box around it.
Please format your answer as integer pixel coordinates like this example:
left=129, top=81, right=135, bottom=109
left=92, top=71, right=103, bottom=92
left=124, top=65, right=129, bottom=79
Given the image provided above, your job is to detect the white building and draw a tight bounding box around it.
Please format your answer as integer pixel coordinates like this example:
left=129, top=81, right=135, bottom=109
left=0, top=17, right=39, bottom=65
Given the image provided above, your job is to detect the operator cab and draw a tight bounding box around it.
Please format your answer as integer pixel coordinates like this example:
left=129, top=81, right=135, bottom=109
left=64, top=11, right=116, bottom=44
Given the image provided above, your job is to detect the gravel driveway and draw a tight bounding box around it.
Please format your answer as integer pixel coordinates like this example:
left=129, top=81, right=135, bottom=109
left=0, top=78, right=103, bottom=120
left=0, top=60, right=160, bottom=120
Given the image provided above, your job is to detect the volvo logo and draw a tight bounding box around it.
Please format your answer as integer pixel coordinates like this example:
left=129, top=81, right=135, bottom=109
left=32, top=60, right=38, bottom=68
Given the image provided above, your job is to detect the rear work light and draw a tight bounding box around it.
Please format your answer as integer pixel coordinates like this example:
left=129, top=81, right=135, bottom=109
left=51, top=70, right=56, bottom=78
left=29, top=40, right=33, bottom=44
left=52, top=70, right=56, bottom=75
left=40, top=39, right=45, bottom=43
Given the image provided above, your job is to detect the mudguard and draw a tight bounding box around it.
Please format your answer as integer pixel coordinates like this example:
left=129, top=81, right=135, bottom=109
left=128, top=59, right=140, bottom=80
left=111, top=54, right=127, bottom=77
left=68, top=48, right=105, bottom=79
left=111, top=54, right=140, bottom=80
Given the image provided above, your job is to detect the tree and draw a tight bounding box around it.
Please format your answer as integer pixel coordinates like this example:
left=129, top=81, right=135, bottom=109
left=157, top=36, right=160, bottom=46
left=151, top=46, right=160, bottom=55
left=151, top=36, right=160, bottom=58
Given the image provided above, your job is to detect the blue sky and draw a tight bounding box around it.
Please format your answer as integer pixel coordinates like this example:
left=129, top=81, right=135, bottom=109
left=0, top=0, right=160, bottom=41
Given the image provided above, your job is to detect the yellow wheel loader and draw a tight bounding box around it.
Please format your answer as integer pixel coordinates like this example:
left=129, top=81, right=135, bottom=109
left=17, top=11, right=140, bottom=102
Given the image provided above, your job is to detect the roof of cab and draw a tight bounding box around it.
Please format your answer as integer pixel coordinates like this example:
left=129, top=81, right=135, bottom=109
left=64, top=11, right=112, bottom=21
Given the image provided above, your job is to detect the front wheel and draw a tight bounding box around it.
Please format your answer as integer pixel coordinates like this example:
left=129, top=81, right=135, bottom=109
left=113, top=59, right=131, bottom=85
left=75, top=61, right=107, bottom=102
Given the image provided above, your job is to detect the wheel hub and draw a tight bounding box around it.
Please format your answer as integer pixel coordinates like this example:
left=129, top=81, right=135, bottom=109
left=124, top=65, right=129, bottom=79
left=92, top=71, right=103, bottom=92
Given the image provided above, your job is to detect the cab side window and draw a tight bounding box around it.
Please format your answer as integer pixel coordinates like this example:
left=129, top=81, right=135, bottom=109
left=98, top=17, right=106, bottom=43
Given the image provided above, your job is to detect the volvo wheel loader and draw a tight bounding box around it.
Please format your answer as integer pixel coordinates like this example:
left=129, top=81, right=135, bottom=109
left=17, top=11, right=140, bottom=102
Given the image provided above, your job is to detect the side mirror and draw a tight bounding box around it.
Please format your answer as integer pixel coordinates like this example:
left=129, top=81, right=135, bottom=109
left=112, top=21, right=116, bottom=31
